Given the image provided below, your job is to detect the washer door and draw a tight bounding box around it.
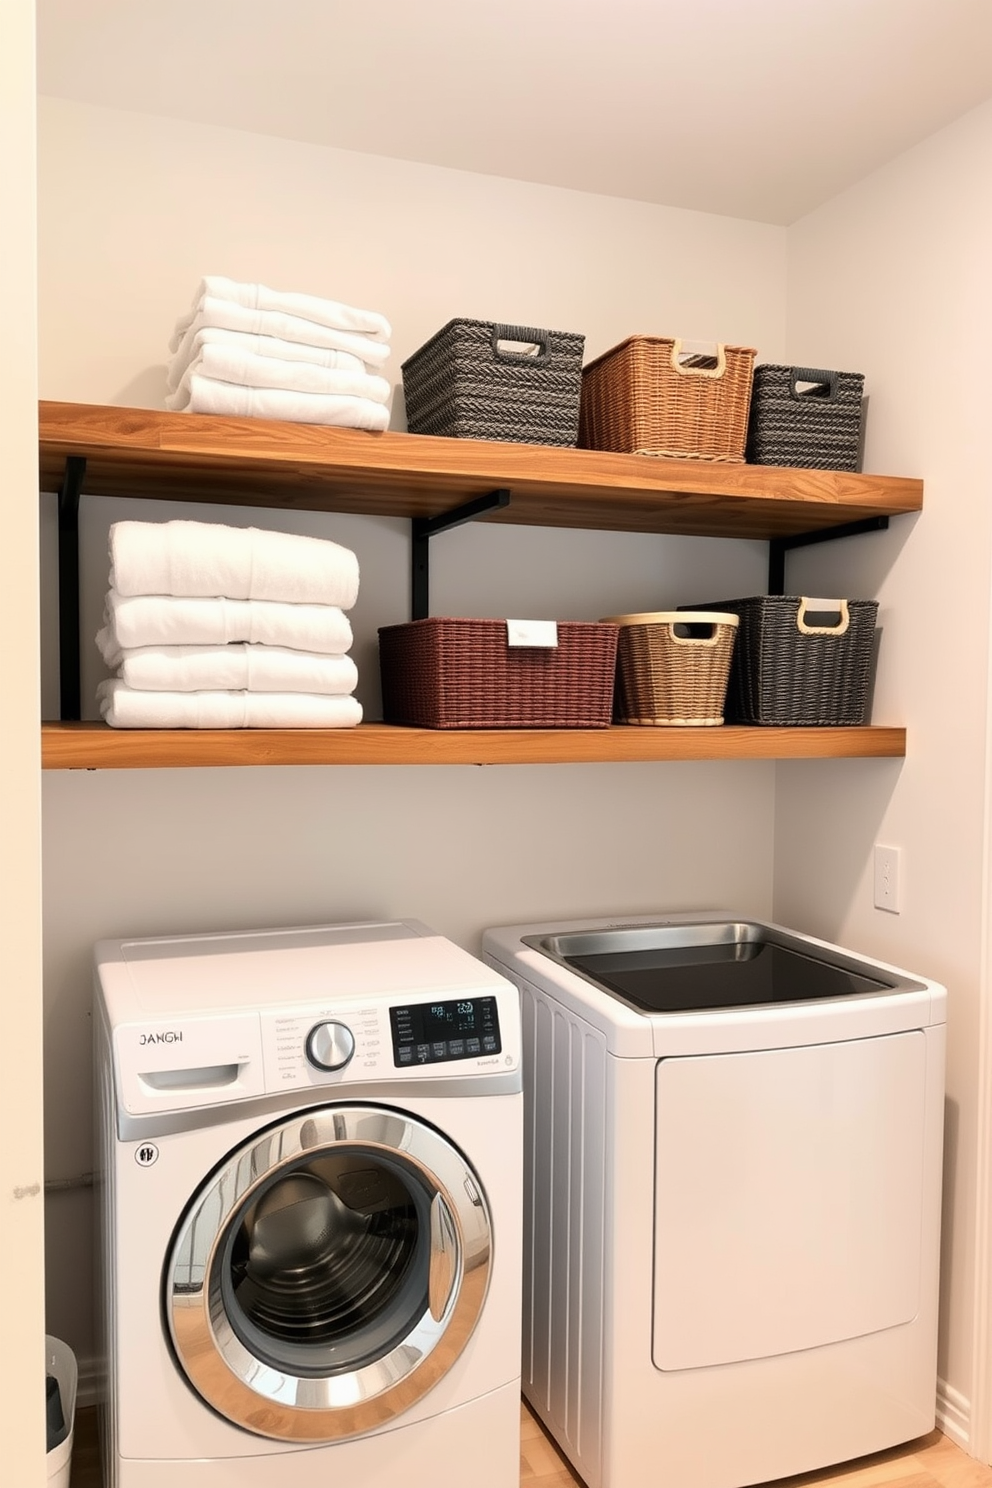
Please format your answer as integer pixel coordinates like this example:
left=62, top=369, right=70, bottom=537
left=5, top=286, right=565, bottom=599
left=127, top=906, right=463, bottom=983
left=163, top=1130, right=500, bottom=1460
left=165, top=1104, right=492, bottom=1441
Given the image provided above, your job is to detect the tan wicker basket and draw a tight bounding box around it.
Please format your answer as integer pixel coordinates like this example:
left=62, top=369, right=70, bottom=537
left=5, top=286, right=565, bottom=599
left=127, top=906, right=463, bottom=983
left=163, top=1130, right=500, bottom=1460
left=603, top=611, right=739, bottom=726
left=579, top=336, right=757, bottom=461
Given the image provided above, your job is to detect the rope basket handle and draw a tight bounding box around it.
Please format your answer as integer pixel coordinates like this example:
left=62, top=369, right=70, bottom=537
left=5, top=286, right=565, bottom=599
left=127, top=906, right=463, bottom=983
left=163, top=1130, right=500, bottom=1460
left=790, top=368, right=840, bottom=401
left=669, top=339, right=728, bottom=381
left=796, top=598, right=851, bottom=636
left=491, top=325, right=550, bottom=365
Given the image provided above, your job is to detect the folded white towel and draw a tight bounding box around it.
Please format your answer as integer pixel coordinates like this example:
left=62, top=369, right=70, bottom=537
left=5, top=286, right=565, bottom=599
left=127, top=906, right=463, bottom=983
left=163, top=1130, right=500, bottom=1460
left=166, top=328, right=367, bottom=393
left=109, top=520, right=360, bottom=607
left=111, top=643, right=359, bottom=696
left=98, top=679, right=363, bottom=730
left=98, top=591, right=354, bottom=663
left=172, top=375, right=391, bottom=429
left=169, top=300, right=392, bottom=368
left=166, top=345, right=390, bottom=412
left=175, top=277, right=391, bottom=344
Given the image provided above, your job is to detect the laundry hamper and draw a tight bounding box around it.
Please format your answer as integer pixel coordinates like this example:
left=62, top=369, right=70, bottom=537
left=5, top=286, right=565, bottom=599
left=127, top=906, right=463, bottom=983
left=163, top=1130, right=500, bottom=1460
left=401, top=319, right=585, bottom=446
left=684, top=596, right=879, bottom=725
left=604, top=612, right=739, bottom=726
left=45, top=1336, right=76, bottom=1488
left=579, top=336, right=756, bottom=461
left=746, top=364, right=866, bottom=470
left=378, top=617, right=618, bottom=728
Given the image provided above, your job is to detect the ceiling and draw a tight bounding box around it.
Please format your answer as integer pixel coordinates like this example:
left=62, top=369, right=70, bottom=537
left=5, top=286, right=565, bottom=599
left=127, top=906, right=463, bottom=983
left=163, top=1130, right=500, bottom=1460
left=35, top=0, right=992, bottom=225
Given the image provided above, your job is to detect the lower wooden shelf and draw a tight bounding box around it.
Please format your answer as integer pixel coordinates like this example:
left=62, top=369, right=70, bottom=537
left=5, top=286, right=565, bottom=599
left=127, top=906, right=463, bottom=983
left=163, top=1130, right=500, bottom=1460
left=41, top=721, right=907, bottom=770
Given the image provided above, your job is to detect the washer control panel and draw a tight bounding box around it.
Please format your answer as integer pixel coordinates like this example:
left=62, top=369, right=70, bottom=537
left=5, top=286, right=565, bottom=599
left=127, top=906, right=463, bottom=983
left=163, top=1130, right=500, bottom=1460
left=389, top=995, right=501, bottom=1066
left=259, top=986, right=517, bottom=1091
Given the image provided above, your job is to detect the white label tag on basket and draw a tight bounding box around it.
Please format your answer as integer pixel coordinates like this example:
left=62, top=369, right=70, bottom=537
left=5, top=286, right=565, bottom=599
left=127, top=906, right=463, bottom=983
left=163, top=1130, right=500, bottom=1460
left=506, top=619, right=558, bottom=648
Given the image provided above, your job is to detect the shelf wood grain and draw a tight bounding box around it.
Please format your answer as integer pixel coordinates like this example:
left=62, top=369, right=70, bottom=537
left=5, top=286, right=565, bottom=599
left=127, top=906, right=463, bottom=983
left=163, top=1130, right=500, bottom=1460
left=39, top=401, right=923, bottom=540
left=41, top=722, right=907, bottom=770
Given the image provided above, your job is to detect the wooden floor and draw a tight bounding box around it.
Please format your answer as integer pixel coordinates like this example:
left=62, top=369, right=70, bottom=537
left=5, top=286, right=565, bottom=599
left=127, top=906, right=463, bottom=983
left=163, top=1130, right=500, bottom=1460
left=69, top=1401, right=992, bottom=1488
left=519, top=1407, right=992, bottom=1488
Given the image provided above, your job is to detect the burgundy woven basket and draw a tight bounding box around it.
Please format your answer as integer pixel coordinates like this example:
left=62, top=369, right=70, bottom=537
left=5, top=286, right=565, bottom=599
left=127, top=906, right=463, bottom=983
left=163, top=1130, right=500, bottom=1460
left=378, top=618, right=619, bottom=728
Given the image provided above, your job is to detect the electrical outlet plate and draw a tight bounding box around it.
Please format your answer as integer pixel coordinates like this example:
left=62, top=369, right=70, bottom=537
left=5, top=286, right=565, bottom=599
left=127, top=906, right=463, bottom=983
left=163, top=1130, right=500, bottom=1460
left=873, top=844, right=902, bottom=913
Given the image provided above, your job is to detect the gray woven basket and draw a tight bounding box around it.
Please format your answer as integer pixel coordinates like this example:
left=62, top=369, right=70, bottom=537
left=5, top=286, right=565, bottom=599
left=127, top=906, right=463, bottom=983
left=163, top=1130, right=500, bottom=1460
left=683, top=596, right=878, bottom=725
left=746, top=365, right=866, bottom=470
left=401, top=319, right=585, bottom=446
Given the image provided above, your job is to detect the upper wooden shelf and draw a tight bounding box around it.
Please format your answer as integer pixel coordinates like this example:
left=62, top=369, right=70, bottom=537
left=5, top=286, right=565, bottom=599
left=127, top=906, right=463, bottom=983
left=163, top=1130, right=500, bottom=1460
left=39, top=401, right=923, bottom=540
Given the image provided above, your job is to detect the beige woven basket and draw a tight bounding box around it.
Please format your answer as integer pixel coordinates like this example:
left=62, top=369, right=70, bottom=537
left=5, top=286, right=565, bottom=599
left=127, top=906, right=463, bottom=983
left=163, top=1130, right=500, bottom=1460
left=603, top=611, right=739, bottom=726
left=580, top=336, right=757, bottom=461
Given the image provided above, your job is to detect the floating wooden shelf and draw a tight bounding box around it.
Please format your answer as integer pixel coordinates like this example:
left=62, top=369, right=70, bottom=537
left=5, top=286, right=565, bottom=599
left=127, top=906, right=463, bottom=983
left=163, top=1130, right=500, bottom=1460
left=41, top=722, right=907, bottom=771
left=39, top=400, right=923, bottom=539
left=39, top=401, right=918, bottom=770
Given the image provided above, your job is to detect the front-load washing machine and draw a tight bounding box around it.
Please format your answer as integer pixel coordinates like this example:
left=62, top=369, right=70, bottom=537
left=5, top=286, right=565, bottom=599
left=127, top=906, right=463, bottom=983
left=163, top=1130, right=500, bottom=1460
left=482, top=911, right=946, bottom=1488
left=94, top=918, right=523, bottom=1488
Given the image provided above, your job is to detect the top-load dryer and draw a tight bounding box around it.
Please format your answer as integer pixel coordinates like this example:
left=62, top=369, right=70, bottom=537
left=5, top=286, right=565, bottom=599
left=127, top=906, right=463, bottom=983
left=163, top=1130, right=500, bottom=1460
left=482, top=911, right=946, bottom=1488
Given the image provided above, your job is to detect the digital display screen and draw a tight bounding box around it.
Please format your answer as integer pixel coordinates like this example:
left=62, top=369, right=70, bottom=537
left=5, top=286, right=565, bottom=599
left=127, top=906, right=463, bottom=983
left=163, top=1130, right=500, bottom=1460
left=389, top=996, right=502, bottom=1066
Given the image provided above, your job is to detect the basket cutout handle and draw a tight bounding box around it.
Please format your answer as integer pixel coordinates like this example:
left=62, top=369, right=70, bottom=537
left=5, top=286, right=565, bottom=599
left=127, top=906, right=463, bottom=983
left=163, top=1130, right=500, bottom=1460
left=668, top=620, right=724, bottom=648
left=669, top=339, right=727, bottom=381
left=663, top=611, right=738, bottom=647
left=492, top=325, right=550, bottom=365
left=790, top=367, right=839, bottom=401
left=796, top=597, right=850, bottom=635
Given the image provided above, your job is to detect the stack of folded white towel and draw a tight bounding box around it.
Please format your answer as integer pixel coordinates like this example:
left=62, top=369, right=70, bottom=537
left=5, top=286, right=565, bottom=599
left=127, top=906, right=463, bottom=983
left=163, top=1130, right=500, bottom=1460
left=165, top=275, right=392, bottom=430
left=96, top=519, right=364, bottom=729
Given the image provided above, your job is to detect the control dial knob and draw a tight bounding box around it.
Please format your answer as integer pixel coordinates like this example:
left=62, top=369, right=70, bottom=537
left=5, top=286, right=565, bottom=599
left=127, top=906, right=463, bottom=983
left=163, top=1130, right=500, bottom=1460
left=305, top=1020, right=356, bottom=1072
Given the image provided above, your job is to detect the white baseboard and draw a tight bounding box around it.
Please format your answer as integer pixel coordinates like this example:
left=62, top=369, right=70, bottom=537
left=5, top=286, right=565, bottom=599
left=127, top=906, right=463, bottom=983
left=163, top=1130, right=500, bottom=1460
left=936, top=1376, right=971, bottom=1452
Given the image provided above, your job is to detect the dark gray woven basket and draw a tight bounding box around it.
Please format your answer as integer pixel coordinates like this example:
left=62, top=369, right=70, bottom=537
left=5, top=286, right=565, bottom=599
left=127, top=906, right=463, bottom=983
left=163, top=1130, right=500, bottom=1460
left=401, top=319, right=585, bottom=446
left=378, top=617, right=617, bottom=728
left=683, top=596, right=878, bottom=725
left=746, top=365, right=866, bottom=470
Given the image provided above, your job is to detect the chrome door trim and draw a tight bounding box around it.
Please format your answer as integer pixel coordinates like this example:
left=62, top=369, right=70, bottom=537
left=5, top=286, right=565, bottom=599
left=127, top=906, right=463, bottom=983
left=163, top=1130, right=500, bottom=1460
left=166, top=1104, right=491, bottom=1441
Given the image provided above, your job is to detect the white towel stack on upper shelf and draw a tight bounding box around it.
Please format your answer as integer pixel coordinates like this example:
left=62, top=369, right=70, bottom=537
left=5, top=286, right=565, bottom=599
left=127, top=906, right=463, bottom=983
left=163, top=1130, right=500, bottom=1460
left=96, top=519, right=364, bottom=729
left=165, top=275, right=392, bottom=430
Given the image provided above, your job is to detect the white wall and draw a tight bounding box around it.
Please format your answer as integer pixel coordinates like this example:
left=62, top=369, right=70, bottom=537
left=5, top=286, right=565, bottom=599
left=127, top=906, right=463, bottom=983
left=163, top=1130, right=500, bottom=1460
left=37, top=97, right=787, bottom=1368
left=777, top=100, right=992, bottom=1437
left=1, top=2, right=46, bottom=1483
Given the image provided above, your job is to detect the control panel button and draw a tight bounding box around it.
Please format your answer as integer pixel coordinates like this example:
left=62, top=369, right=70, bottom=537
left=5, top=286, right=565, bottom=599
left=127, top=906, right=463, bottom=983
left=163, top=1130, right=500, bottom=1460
left=305, top=1020, right=356, bottom=1072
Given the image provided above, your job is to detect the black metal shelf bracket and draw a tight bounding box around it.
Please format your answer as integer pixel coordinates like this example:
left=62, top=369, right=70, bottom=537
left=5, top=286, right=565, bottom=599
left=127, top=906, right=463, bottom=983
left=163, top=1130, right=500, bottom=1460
left=58, top=455, right=87, bottom=721
left=411, top=489, right=511, bottom=619
left=767, top=515, right=889, bottom=594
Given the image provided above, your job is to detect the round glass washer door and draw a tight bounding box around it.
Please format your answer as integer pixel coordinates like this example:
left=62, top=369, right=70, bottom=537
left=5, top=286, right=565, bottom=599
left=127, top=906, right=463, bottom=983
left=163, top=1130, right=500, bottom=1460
left=165, top=1103, right=492, bottom=1442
